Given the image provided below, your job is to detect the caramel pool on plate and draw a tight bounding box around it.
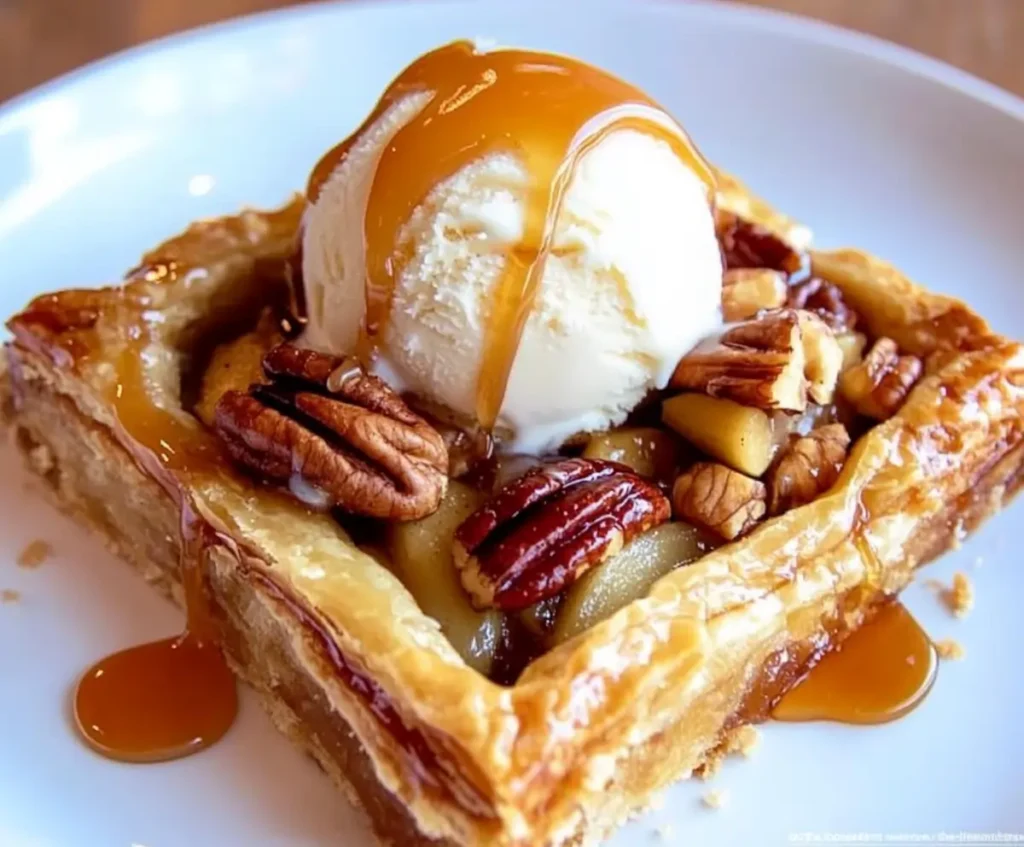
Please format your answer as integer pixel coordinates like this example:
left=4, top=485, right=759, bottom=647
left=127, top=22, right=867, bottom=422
left=773, top=602, right=938, bottom=724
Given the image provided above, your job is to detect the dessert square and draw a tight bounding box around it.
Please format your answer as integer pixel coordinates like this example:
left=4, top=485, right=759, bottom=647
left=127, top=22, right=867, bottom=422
left=3, top=41, right=1021, bottom=847
left=4, top=167, right=1021, bottom=846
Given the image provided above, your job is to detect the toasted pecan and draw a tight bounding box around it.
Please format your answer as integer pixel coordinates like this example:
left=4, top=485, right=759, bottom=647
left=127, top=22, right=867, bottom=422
left=453, top=458, right=670, bottom=611
left=838, top=338, right=923, bottom=420
left=672, top=462, right=766, bottom=541
left=672, top=309, right=843, bottom=412
left=716, top=210, right=806, bottom=276
left=786, top=277, right=858, bottom=332
left=214, top=344, right=448, bottom=520
left=766, top=423, right=850, bottom=515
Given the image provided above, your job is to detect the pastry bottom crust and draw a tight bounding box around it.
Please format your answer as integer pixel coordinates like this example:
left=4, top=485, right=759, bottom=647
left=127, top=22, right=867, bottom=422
left=7, top=348, right=1023, bottom=847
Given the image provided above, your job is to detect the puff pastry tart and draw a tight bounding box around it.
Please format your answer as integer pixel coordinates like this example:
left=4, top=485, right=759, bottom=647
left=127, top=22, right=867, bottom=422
left=3, top=43, right=1023, bottom=847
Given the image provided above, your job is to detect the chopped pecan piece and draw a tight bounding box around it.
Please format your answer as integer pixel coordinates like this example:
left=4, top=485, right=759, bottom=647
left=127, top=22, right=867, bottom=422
left=716, top=210, right=806, bottom=275
left=786, top=277, right=858, bottom=332
left=453, top=458, right=670, bottom=611
left=721, top=269, right=788, bottom=322
left=838, top=337, right=923, bottom=420
left=672, top=309, right=843, bottom=411
left=672, top=462, right=766, bottom=541
left=213, top=344, right=448, bottom=520
left=766, top=423, right=851, bottom=515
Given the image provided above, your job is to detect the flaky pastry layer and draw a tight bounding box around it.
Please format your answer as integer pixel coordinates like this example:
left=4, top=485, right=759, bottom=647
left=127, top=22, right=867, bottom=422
left=3, top=172, right=1022, bottom=847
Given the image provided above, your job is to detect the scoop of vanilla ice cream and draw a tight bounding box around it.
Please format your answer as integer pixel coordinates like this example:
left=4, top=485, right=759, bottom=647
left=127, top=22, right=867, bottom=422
left=302, top=93, right=722, bottom=454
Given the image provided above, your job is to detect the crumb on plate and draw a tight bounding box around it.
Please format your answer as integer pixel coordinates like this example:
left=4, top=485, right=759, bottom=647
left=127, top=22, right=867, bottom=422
left=702, top=789, right=728, bottom=810
left=935, top=638, right=965, bottom=661
left=1, top=589, right=21, bottom=604
left=653, top=822, right=675, bottom=840
left=647, top=792, right=666, bottom=812
left=926, top=571, right=974, bottom=618
left=945, top=571, right=974, bottom=618
left=724, top=724, right=760, bottom=757
left=17, top=539, right=53, bottom=569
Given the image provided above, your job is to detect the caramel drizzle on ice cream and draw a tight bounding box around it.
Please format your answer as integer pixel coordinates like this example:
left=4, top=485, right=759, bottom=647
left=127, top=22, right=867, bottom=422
left=307, top=40, right=714, bottom=431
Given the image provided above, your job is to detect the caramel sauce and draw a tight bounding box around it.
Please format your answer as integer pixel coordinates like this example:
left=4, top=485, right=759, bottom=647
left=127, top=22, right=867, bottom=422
left=773, top=603, right=937, bottom=724
left=307, top=40, right=714, bottom=430
left=109, top=346, right=219, bottom=477
left=74, top=333, right=237, bottom=763
left=74, top=505, right=238, bottom=762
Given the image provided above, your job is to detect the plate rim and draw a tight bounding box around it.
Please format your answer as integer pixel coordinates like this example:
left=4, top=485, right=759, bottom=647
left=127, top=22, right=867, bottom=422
left=1, top=0, right=1023, bottom=133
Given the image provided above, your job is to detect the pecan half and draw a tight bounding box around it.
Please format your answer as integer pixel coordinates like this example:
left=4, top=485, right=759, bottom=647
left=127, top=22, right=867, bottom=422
left=786, top=277, right=858, bottom=332
left=838, top=337, right=923, bottom=420
left=213, top=344, right=448, bottom=520
left=672, top=462, right=766, bottom=541
left=721, top=268, right=788, bottom=322
left=672, top=309, right=843, bottom=411
left=716, top=210, right=806, bottom=276
left=766, top=423, right=850, bottom=515
left=453, top=458, right=670, bottom=611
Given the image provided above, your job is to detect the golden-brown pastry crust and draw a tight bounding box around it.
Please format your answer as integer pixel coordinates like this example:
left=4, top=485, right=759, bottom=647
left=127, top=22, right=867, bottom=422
left=3, top=172, right=1022, bottom=847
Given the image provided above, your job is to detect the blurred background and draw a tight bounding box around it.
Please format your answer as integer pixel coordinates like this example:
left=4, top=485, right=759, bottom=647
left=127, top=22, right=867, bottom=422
left=1, top=0, right=1021, bottom=104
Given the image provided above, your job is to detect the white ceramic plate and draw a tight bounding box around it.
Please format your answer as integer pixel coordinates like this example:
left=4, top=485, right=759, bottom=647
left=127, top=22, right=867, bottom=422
left=2, top=2, right=1022, bottom=845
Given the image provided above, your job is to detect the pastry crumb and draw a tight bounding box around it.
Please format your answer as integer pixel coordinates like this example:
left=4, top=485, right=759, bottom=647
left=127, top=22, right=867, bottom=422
left=724, top=724, right=760, bottom=757
left=702, top=789, right=728, bottom=810
left=17, top=539, right=53, bottom=569
left=944, top=571, right=975, bottom=618
left=653, top=822, right=675, bottom=840
left=697, top=749, right=724, bottom=781
left=1, top=589, right=21, bottom=603
left=935, top=638, right=965, bottom=661
left=926, top=572, right=974, bottom=618
left=972, top=555, right=984, bottom=569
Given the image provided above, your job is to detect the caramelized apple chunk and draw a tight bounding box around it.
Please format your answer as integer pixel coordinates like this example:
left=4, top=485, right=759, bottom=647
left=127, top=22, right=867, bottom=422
left=552, top=522, right=711, bottom=645
left=662, top=393, right=774, bottom=477
left=194, top=317, right=281, bottom=427
left=582, top=427, right=679, bottom=483
left=721, top=268, right=787, bottom=321
left=835, top=331, right=867, bottom=371
left=388, top=480, right=503, bottom=675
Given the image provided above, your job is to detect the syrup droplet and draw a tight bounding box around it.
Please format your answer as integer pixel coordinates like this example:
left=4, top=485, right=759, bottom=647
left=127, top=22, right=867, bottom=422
left=307, top=41, right=714, bottom=432
left=773, top=603, right=937, bottom=725
left=73, top=634, right=237, bottom=763
left=73, top=506, right=238, bottom=762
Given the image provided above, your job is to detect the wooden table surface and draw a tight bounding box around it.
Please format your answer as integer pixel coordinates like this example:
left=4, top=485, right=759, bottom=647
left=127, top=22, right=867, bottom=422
left=1, top=0, right=1022, bottom=104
